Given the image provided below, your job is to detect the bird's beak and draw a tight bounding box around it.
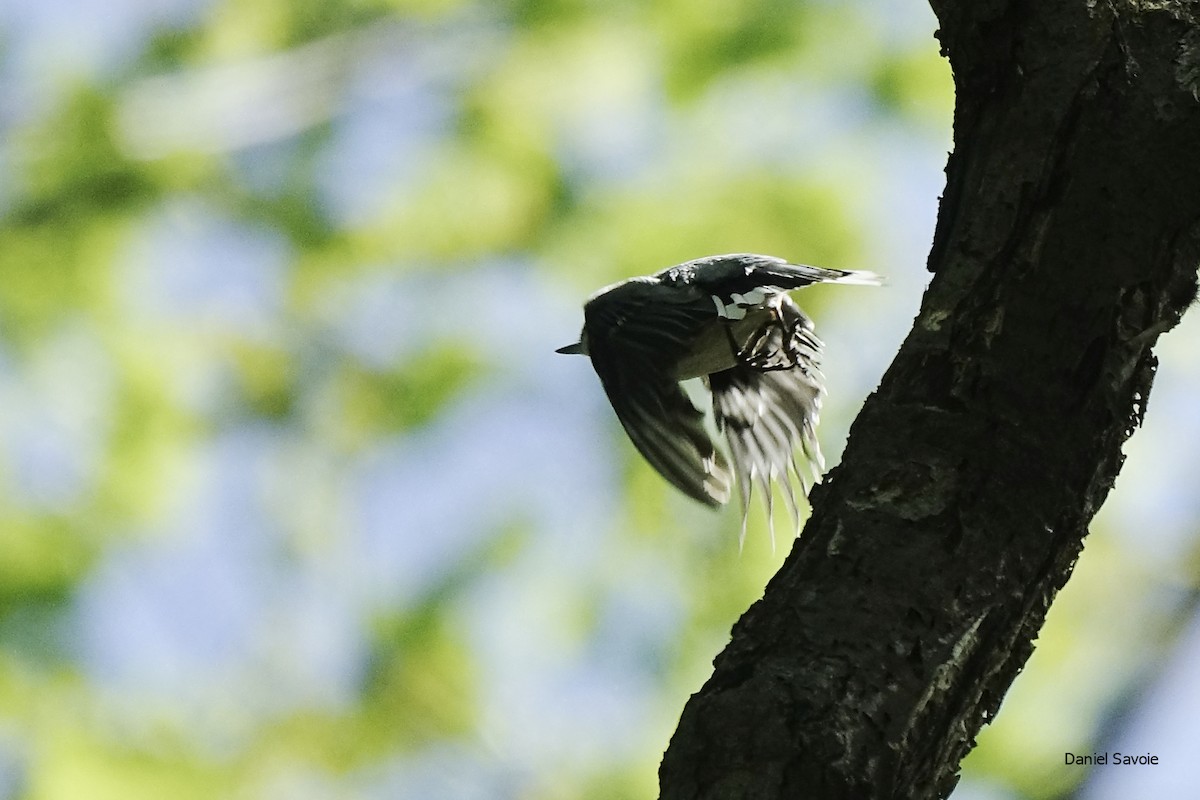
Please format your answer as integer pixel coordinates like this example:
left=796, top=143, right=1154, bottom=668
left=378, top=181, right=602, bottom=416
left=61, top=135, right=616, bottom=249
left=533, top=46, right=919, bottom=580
left=555, top=342, right=584, bottom=355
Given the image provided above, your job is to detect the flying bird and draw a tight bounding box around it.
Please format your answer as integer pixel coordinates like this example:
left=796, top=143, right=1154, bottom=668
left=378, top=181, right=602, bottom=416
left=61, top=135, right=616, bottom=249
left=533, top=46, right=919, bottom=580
left=557, top=253, right=879, bottom=544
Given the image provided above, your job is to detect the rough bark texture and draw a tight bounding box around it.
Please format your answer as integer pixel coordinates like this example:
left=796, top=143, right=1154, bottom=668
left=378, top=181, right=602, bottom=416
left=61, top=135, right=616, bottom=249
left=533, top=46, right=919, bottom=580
left=659, top=2, right=1200, bottom=798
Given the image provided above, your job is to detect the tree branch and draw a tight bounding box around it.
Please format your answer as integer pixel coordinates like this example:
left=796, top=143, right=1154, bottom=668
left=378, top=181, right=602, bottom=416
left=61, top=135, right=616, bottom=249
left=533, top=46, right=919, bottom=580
left=659, top=1, right=1200, bottom=797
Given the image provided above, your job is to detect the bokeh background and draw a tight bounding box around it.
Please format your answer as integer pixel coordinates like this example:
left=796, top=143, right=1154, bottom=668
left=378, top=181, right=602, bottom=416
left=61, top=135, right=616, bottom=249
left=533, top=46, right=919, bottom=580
left=1, top=0, right=1199, bottom=798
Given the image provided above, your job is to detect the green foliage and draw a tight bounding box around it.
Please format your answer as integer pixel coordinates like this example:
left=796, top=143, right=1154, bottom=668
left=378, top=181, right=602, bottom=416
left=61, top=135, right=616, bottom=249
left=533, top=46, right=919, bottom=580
left=0, top=517, right=94, bottom=611
left=656, top=0, right=814, bottom=98
left=14, top=88, right=154, bottom=223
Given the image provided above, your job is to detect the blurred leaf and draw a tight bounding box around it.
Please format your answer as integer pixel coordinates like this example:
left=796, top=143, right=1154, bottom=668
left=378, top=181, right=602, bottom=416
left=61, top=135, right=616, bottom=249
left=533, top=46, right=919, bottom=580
left=656, top=0, right=812, bottom=98
left=361, top=143, right=560, bottom=262
left=869, top=46, right=956, bottom=125
left=12, top=88, right=154, bottom=225
left=231, top=342, right=297, bottom=419
left=334, top=342, right=485, bottom=447
left=32, top=729, right=231, bottom=800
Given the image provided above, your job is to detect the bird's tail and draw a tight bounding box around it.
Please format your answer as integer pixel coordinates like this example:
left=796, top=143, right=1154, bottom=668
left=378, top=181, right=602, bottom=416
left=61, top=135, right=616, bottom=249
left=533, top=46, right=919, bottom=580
left=819, top=268, right=883, bottom=286
left=744, top=256, right=883, bottom=290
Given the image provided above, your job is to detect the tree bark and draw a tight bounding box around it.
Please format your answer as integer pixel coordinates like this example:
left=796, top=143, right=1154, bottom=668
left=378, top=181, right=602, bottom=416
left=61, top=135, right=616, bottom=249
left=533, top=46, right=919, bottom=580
left=659, top=2, right=1200, bottom=798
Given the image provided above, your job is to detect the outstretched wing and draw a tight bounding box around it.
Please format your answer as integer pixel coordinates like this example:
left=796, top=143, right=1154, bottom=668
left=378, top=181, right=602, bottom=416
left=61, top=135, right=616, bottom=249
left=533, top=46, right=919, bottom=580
left=584, top=282, right=732, bottom=507
left=710, top=294, right=826, bottom=542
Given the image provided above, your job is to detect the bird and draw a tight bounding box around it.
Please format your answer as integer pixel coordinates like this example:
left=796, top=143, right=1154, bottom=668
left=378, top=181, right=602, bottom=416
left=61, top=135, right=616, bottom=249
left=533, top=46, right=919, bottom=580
left=557, top=253, right=879, bottom=545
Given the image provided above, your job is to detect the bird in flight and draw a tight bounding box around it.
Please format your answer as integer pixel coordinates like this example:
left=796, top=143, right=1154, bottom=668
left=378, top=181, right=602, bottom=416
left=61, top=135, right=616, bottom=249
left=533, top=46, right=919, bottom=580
left=557, top=253, right=879, bottom=545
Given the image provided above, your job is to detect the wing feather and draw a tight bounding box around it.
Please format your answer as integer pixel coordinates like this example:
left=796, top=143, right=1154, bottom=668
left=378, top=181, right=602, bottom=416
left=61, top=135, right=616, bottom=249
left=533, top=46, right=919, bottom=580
left=584, top=282, right=732, bottom=506
left=710, top=295, right=827, bottom=532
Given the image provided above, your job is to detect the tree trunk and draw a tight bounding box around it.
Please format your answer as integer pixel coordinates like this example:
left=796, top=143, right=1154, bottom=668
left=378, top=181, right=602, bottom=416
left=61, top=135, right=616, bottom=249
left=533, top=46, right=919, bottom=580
left=659, top=2, right=1200, bottom=798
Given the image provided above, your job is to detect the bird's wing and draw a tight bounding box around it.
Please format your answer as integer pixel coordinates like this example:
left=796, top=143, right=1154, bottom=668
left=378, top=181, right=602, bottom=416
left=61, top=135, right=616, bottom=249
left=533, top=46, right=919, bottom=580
left=584, top=284, right=732, bottom=507
left=709, top=295, right=826, bottom=543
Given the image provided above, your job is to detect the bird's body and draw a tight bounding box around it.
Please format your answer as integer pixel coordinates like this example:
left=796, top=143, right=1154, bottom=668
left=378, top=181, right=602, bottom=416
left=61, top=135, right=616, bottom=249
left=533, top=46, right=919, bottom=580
left=558, top=253, right=878, bottom=542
